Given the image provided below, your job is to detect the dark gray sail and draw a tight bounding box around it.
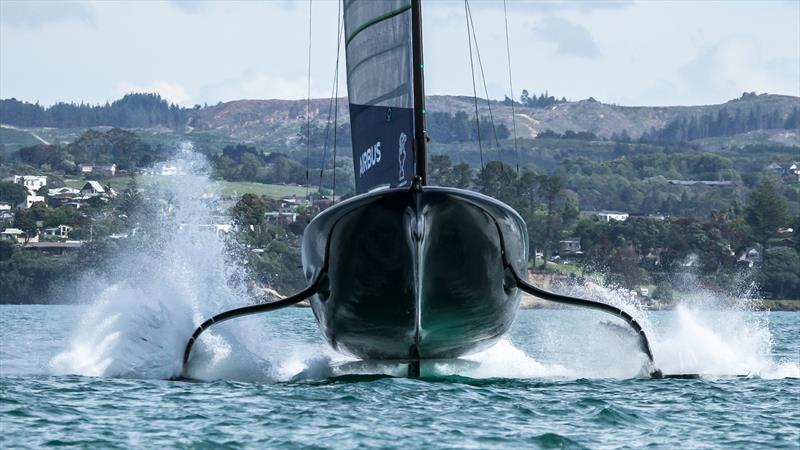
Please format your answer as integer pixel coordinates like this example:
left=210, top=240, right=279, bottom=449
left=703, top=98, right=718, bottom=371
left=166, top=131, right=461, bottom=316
left=344, top=0, right=415, bottom=194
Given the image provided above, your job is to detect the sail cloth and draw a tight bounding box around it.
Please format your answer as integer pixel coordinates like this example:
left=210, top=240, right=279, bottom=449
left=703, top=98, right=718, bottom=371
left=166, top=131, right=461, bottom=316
left=344, top=0, right=416, bottom=194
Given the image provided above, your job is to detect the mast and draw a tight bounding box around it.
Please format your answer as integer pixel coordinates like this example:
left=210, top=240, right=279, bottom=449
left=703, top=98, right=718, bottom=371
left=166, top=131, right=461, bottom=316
left=411, top=0, right=427, bottom=185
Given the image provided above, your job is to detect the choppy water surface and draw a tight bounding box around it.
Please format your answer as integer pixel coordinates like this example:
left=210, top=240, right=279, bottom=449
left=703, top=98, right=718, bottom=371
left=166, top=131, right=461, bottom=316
left=1, top=306, right=798, bottom=449
left=2, top=148, right=798, bottom=448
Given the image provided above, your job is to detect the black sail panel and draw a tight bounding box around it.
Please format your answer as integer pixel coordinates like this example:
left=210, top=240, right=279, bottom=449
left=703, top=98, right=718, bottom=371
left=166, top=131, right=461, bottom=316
left=344, top=0, right=415, bottom=194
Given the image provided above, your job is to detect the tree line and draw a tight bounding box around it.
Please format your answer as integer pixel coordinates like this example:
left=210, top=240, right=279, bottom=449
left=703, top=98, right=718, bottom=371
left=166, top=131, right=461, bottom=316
left=641, top=105, right=799, bottom=143
left=0, top=93, right=189, bottom=129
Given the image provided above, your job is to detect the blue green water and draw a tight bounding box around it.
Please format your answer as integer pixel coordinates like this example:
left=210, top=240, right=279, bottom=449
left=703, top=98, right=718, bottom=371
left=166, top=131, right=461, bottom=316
left=1, top=305, right=798, bottom=449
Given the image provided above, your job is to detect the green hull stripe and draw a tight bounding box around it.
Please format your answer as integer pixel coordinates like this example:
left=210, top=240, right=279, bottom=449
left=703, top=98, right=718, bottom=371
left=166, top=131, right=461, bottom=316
left=346, top=4, right=411, bottom=45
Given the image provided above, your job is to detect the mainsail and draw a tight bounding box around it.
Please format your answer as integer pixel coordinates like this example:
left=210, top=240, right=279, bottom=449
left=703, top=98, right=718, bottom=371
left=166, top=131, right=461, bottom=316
left=344, top=0, right=416, bottom=194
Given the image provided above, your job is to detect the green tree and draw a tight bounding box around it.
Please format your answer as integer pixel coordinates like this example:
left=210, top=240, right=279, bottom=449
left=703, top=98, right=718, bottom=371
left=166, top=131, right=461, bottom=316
left=746, top=179, right=788, bottom=241
left=538, top=174, right=563, bottom=269
left=233, top=194, right=269, bottom=227
left=759, top=247, right=800, bottom=299
left=0, top=182, right=28, bottom=206
left=13, top=209, right=38, bottom=244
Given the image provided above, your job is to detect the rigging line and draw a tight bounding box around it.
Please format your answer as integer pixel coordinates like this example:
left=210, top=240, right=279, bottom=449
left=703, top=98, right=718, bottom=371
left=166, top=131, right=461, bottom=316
left=332, top=0, right=344, bottom=205
left=466, top=1, right=503, bottom=165
left=503, top=0, right=520, bottom=174
left=318, top=4, right=344, bottom=194
left=464, top=0, right=484, bottom=170
left=305, top=0, right=313, bottom=198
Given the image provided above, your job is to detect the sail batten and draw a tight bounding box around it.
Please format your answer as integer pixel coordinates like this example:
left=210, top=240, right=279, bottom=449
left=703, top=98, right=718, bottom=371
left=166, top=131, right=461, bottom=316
left=344, top=0, right=416, bottom=193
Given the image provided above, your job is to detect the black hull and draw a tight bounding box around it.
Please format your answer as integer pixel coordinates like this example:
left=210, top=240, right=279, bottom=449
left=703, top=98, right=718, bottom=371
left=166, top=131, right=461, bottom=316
left=302, top=187, right=528, bottom=360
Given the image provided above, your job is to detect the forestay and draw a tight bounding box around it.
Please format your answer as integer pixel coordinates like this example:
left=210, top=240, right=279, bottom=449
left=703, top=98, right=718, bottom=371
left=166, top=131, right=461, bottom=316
left=344, top=0, right=416, bottom=194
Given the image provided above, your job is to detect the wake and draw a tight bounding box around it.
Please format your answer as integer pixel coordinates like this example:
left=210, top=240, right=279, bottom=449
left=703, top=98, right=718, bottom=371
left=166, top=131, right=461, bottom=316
left=50, top=146, right=799, bottom=382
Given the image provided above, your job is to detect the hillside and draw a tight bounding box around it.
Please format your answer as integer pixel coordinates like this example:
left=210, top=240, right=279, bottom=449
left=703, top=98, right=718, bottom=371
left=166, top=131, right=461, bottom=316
left=185, top=93, right=800, bottom=144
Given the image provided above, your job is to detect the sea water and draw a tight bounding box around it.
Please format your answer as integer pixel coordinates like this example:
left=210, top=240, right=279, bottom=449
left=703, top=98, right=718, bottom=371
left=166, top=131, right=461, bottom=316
left=1, top=147, right=798, bottom=448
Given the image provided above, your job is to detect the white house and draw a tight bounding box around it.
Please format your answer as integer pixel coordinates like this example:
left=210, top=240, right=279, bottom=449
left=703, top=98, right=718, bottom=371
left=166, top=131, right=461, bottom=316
left=48, top=187, right=80, bottom=197
left=18, top=195, right=45, bottom=209
left=97, top=164, right=117, bottom=177
left=43, top=224, right=72, bottom=239
left=81, top=181, right=106, bottom=196
left=156, top=163, right=182, bottom=176
left=0, top=202, right=10, bottom=211
left=13, top=175, right=47, bottom=194
left=582, top=210, right=629, bottom=222
left=1, top=227, right=38, bottom=244
left=79, top=164, right=94, bottom=174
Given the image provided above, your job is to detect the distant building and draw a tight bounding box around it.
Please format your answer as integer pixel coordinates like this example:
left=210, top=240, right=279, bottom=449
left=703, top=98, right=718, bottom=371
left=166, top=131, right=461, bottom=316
left=43, top=224, right=72, bottom=239
left=280, top=195, right=311, bottom=210
left=97, top=164, right=117, bottom=177
left=80, top=181, right=106, bottom=196
left=1, top=227, right=38, bottom=244
left=0, top=202, right=10, bottom=211
left=558, top=238, right=582, bottom=255
left=147, top=163, right=183, bottom=176
left=668, top=180, right=733, bottom=186
left=737, top=248, right=762, bottom=268
left=582, top=210, right=629, bottom=222
left=48, top=187, right=80, bottom=197
left=79, top=164, right=94, bottom=175
left=18, top=195, right=45, bottom=209
left=680, top=253, right=701, bottom=268
left=265, top=211, right=299, bottom=224
left=13, top=175, right=47, bottom=194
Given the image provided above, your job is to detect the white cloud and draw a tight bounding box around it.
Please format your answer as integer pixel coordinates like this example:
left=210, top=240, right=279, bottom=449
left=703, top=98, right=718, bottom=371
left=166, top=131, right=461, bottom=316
left=680, top=36, right=800, bottom=101
left=199, top=70, right=316, bottom=103
left=0, top=0, right=94, bottom=28
left=115, top=80, right=192, bottom=106
left=531, top=16, right=599, bottom=59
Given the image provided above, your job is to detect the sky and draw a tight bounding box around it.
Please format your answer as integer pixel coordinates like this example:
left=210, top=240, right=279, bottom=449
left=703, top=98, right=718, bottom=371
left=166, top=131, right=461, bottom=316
left=1, top=0, right=798, bottom=108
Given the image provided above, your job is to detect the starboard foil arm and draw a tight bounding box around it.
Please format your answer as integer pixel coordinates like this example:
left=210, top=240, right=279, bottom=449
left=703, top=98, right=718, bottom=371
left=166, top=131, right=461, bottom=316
left=181, top=278, right=320, bottom=373
left=510, top=271, right=663, bottom=379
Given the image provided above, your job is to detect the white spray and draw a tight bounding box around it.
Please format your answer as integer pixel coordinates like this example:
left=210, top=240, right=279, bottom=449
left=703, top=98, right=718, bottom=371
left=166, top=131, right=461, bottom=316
left=50, top=144, right=798, bottom=381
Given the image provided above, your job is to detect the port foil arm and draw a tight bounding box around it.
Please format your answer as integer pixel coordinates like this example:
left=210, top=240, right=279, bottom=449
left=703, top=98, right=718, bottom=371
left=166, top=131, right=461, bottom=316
left=181, top=278, right=320, bottom=374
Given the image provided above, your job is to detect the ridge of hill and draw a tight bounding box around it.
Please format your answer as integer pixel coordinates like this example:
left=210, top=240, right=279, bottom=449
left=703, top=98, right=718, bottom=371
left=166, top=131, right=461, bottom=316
left=185, top=93, right=800, bottom=143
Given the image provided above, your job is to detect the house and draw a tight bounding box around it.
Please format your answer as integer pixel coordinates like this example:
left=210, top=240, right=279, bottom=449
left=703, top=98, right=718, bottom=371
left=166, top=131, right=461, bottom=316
left=1, top=228, right=38, bottom=244
left=79, top=164, right=94, bottom=175
left=147, top=163, right=183, bottom=176
left=80, top=181, right=106, bottom=196
left=280, top=195, right=311, bottom=210
left=582, top=210, right=629, bottom=222
left=265, top=211, right=299, bottom=224
left=43, top=224, right=72, bottom=239
left=737, top=248, right=762, bottom=268
left=97, top=164, right=117, bottom=177
left=48, top=187, right=80, bottom=197
left=13, top=175, right=47, bottom=194
left=18, top=195, right=45, bottom=209
left=765, top=162, right=783, bottom=174
left=668, top=180, right=733, bottom=186
left=680, top=253, right=700, bottom=268
left=0, top=202, right=10, bottom=211
left=559, top=238, right=582, bottom=255
left=48, top=188, right=81, bottom=207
